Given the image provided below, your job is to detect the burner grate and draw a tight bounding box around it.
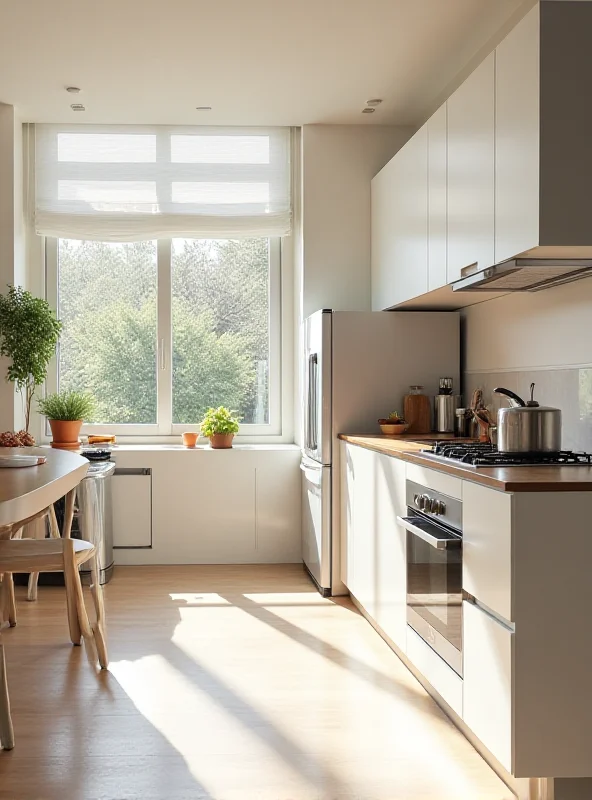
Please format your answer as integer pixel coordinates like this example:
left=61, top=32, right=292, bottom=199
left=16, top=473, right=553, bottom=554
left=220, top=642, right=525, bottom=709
left=425, top=442, right=592, bottom=468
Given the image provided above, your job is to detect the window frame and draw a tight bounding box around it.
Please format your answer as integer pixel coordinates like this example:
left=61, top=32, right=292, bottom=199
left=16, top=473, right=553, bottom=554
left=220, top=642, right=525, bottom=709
left=45, top=236, right=282, bottom=439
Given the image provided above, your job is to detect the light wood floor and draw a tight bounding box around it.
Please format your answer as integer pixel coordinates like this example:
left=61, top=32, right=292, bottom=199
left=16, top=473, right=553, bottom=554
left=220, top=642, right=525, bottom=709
left=0, top=565, right=514, bottom=799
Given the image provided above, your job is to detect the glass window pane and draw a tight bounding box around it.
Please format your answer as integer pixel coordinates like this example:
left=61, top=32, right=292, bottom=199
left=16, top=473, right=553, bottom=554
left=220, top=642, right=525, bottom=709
left=171, top=238, right=270, bottom=426
left=57, top=239, right=158, bottom=424
left=171, top=135, right=269, bottom=164
left=58, top=180, right=158, bottom=212
left=171, top=182, right=269, bottom=205
left=58, top=133, right=156, bottom=162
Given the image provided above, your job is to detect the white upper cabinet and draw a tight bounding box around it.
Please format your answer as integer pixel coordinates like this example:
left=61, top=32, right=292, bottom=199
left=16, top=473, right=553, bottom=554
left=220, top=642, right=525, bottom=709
left=427, top=104, right=447, bottom=291
left=427, top=103, right=448, bottom=292
left=447, top=53, right=495, bottom=284
left=495, top=5, right=540, bottom=264
left=371, top=2, right=592, bottom=308
left=371, top=126, right=428, bottom=310
left=495, top=1, right=592, bottom=260
left=495, top=5, right=540, bottom=262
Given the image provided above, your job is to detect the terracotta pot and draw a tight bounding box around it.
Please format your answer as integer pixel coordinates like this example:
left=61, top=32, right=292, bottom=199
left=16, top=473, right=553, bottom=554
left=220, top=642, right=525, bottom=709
left=209, top=433, right=234, bottom=449
left=48, top=419, right=83, bottom=450
left=182, top=432, right=199, bottom=448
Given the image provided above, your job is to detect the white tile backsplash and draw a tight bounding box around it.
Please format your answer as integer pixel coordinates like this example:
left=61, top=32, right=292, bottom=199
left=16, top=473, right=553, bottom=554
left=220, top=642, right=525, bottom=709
left=464, top=368, right=592, bottom=452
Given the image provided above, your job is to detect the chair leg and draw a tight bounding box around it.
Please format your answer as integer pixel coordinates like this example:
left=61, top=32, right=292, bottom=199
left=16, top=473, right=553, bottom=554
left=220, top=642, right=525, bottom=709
left=63, top=540, right=93, bottom=645
left=89, top=555, right=108, bottom=669
left=62, top=542, right=82, bottom=646
left=0, top=642, right=14, bottom=750
left=1, top=576, right=16, bottom=628
left=27, top=573, right=39, bottom=602
left=62, top=488, right=76, bottom=539
left=48, top=505, right=60, bottom=538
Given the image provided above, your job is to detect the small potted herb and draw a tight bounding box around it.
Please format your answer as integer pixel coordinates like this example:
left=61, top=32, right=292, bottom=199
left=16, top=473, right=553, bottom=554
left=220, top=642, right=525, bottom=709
left=200, top=406, right=240, bottom=449
left=378, top=411, right=409, bottom=436
left=38, top=390, right=95, bottom=450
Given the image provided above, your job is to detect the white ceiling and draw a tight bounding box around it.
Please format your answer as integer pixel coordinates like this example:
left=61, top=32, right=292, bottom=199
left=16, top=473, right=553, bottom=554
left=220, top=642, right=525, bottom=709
left=0, top=0, right=530, bottom=126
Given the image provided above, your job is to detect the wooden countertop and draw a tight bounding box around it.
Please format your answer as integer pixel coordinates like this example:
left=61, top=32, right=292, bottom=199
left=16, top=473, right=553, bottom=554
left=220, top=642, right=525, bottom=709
left=0, top=448, right=89, bottom=526
left=338, top=435, right=592, bottom=492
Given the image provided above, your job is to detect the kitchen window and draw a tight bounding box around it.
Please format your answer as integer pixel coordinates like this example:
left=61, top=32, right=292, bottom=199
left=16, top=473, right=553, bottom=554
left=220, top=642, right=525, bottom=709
left=45, top=236, right=281, bottom=437
left=34, top=123, right=292, bottom=439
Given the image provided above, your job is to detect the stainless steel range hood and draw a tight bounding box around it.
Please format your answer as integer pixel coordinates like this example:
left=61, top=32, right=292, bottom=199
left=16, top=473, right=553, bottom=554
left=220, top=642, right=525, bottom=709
left=452, top=259, right=592, bottom=293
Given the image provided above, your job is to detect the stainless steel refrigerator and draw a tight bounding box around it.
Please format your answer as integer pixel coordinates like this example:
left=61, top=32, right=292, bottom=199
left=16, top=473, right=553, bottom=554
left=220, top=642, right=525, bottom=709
left=301, top=309, right=459, bottom=596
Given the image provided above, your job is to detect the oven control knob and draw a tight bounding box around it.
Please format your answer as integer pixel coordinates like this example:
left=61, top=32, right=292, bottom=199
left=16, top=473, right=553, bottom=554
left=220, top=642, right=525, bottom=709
left=413, top=494, right=420, bottom=507
left=428, top=497, right=439, bottom=514
left=437, top=500, right=446, bottom=516
left=420, top=494, right=430, bottom=510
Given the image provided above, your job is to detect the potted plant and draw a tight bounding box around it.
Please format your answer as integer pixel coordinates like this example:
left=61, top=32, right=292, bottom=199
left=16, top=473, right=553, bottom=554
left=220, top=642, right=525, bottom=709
left=378, top=411, right=409, bottom=436
left=37, top=390, right=95, bottom=450
left=200, top=406, right=240, bottom=449
left=0, top=285, right=62, bottom=434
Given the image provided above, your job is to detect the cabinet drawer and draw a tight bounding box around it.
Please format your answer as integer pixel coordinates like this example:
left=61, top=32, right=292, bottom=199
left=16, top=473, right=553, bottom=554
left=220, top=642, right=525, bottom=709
left=462, top=481, right=512, bottom=621
left=406, top=626, right=463, bottom=717
left=112, top=469, right=152, bottom=548
left=406, top=463, right=461, bottom=499
left=463, top=601, right=513, bottom=772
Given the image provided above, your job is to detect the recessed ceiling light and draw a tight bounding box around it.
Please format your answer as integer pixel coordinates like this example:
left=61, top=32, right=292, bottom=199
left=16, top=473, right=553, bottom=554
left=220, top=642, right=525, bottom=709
left=66, top=86, right=81, bottom=93
left=70, top=103, right=85, bottom=111
left=362, top=107, right=375, bottom=114
left=366, top=98, right=383, bottom=107
left=195, top=106, right=212, bottom=111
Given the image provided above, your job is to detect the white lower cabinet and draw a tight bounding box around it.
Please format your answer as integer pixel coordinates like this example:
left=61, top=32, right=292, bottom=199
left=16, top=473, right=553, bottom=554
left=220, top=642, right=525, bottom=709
left=373, top=453, right=407, bottom=652
left=462, top=600, right=513, bottom=773
left=341, top=444, right=407, bottom=653
left=349, top=445, right=378, bottom=619
left=463, top=480, right=512, bottom=622
left=407, top=627, right=463, bottom=717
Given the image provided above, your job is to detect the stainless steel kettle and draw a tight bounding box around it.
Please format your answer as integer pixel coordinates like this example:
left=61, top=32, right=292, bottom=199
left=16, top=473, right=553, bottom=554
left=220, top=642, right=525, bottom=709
left=494, top=383, right=562, bottom=453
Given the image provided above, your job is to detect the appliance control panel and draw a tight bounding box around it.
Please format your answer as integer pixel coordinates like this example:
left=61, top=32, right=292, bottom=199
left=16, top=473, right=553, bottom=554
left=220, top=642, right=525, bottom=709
left=406, top=480, right=462, bottom=532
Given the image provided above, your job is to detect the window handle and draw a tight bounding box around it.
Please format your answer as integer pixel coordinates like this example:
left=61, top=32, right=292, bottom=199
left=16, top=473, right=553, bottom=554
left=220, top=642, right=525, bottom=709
left=159, top=339, right=166, bottom=371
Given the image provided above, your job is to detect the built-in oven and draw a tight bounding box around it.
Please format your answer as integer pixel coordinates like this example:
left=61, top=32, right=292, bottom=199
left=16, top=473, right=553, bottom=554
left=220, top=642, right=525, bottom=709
left=397, top=481, right=463, bottom=676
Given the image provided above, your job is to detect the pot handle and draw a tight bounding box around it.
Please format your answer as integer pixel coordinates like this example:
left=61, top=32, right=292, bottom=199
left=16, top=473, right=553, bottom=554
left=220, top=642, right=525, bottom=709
left=494, top=387, right=526, bottom=408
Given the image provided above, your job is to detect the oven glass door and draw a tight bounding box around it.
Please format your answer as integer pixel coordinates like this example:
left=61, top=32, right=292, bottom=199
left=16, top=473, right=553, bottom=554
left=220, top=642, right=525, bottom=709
left=399, top=509, right=463, bottom=675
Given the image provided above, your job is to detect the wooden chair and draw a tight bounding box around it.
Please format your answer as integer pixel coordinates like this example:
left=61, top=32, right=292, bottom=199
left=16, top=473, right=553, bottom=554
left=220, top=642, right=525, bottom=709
left=0, top=489, right=109, bottom=750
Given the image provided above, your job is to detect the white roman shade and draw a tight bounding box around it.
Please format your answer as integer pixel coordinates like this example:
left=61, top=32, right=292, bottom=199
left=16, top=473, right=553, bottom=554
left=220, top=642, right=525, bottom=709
left=34, top=125, right=292, bottom=241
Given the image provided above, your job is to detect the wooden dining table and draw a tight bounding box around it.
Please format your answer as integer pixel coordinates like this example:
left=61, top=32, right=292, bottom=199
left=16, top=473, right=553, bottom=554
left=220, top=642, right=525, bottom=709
left=0, top=448, right=88, bottom=530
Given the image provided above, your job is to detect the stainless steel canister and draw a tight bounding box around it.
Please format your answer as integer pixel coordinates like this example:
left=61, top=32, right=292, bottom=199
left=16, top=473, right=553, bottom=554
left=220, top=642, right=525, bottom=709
left=434, top=395, right=462, bottom=433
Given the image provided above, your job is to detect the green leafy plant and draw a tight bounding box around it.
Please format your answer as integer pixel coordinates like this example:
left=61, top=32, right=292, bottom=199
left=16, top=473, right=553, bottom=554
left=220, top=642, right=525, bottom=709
left=378, top=411, right=406, bottom=424
left=0, top=285, right=62, bottom=432
left=200, top=406, right=241, bottom=437
left=38, top=390, right=95, bottom=421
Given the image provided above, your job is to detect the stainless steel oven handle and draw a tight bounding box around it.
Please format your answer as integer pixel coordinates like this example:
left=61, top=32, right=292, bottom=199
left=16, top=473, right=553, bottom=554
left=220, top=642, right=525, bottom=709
left=396, top=516, right=461, bottom=550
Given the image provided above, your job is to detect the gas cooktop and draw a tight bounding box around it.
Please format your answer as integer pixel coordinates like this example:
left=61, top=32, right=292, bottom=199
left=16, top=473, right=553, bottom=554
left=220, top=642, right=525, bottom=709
left=420, top=442, right=592, bottom=468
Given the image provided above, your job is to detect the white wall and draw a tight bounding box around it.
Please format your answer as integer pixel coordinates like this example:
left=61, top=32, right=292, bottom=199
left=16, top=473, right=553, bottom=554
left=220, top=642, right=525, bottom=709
left=300, top=124, right=413, bottom=319
left=0, top=104, right=25, bottom=431
left=462, top=278, right=592, bottom=373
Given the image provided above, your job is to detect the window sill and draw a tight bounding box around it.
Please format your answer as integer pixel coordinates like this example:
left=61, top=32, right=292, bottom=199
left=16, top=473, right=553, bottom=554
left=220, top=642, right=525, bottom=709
left=40, top=443, right=300, bottom=453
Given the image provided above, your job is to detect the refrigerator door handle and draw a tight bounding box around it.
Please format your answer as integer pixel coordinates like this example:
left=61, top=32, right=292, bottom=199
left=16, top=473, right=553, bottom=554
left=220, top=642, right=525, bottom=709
left=305, top=355, right=311, bottom=450
left=308, top=353, right=318, bottom=451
